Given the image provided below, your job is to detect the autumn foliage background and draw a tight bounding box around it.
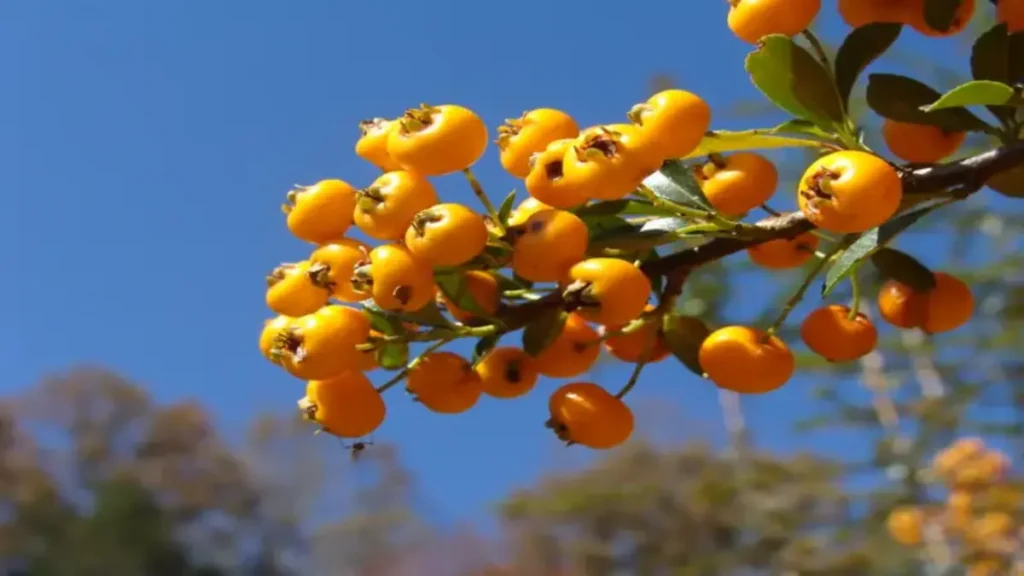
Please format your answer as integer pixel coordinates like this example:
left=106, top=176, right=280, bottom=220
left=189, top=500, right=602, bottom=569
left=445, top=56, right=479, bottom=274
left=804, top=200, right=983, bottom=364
left=5, top=0, right=1024, bottom=575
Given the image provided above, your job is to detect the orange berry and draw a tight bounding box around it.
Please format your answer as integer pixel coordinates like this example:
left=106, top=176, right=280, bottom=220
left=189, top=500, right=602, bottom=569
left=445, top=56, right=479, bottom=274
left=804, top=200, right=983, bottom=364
left=698, top=326, right=795, bottom=394
left=439, top=270, right=501, bottom=324
left=886, top=506, right=925, bottom=546
left=563, top=258, right=652, bottom=327
left=727, top=0, right=822, bottom=44
left=798, top=150, right=902, bottom=233
left=747, top=232, right=818, bottom=270
left=882, top=120, right=966, bottom=164
left=838, top=0, right=914, bottom=27
left=303, top=371, right=386, bottom=438
left=509, top=209, right=589, bottom=283
left=561, top=124, right=661, bottom=201
left=626, top=89, right=711, bottom=159
left=265, top=261, right=329, bottom=317
left=497, top=108, right=580, bottom=179
left=353, top=244, right=436, bottom=313
left=506, top=197, right=551, bottom=227
left=945, top=490, right=973, bottom=532
left=308, top=239, right=372, bottom=303
left=475, top=347, right=539, bottom=399
left=405, top=352, right=483, bottom=414
left=283, top=179, right=358, bottom=245
left=273, top=305, right=372, bottom=380
left=998, top=0, right=1024, bottom=32
left=387, top=104, right=488, bottom=176
left=800, top=305, right=878, bottom=362
left=405, top=203, right=489, bottom=267
left=876, top=272, right=974, bottom=333
left=355, top=118, right=402, bottom=171
left=524, top=138, right=588, bottom=209
left=354, top=170, right=439, bottom=241
left=696, top=152, right=779, bottom=217
left=547, top=382, right=634, bottom=449
left=530, top=313, right=601, bottom=378
left=259, top=315, right=296, bottom=361
left=906, top=0, right=975, bottom=37
left=932, top=437, right=987, bottom=478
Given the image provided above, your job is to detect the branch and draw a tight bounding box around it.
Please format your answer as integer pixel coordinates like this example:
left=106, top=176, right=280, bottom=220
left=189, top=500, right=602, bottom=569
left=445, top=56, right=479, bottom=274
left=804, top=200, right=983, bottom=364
left=496, top=141, right=1024, bottom=327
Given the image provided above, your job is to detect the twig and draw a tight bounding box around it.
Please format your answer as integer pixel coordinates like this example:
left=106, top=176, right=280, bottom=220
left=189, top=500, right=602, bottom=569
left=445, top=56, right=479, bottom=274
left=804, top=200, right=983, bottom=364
left=375, top=338, right=453, bottom=393
left=491, top=142, right=1024, bottom=333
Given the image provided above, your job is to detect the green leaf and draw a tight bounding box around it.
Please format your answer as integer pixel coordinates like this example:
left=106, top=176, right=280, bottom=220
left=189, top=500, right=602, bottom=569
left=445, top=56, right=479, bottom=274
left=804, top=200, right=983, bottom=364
left=865, top=73, right=993, bottom=133
left=434, top=271, right=490, bottom=318
left=924, top=0, right=962, bottom=33
left=497, top=190, right=517, bottom=225
left=522, top=309, right=568, bottom=357
left=833, top=23, right=902, bottom=111
left=582, top=215, right=633, bottom=240
left=643, top=159, right=712, bottom=210
left=1011, top=32, right=1024, bottom=85
left=972, top=24, right=1015, bottom=124
left=573, top=199, right=678, bottom=218
left=744, top=34, right=845, bottom=129
left=821, top=204, right=942, bottom=296
left=661, top=313, right=710, bottom=376
left=376, top=342, right=409, bottom=370
left=362, top=300, right=408, bottom=336
left=361, top=300, right=412, bottom=371
left=399, top=300, right=453, bottom=328
left=589, top=217, right=694, bottom=252
left=972, top=24, right=1011, bottom=84
left=685, top=128, right=826, bottom=158
left=921, top=80, right=1017, bottom=112
left=472, top=334, right=502, bottom=365
left=870, top=248, right=936, bottom=291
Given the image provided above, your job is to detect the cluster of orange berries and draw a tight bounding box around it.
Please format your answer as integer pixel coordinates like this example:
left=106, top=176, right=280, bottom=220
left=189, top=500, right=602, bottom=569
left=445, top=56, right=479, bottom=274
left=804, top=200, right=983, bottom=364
left=257, top=89, right=727, bottom=450
left=887, top=438, right=1021, bottom=575
left=727, top=0, right=1023, bottom=45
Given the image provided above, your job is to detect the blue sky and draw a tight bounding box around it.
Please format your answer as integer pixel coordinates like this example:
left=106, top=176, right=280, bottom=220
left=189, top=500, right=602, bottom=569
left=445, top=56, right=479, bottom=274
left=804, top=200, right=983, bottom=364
left=0, top=0, right=1005, bottom=529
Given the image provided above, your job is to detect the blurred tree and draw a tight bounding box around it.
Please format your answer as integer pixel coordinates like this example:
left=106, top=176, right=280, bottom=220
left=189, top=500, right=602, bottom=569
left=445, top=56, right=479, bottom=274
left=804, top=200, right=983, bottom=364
left=495, top=440, right=911, bottom=575
left=0, top=367, right=302, bottom=575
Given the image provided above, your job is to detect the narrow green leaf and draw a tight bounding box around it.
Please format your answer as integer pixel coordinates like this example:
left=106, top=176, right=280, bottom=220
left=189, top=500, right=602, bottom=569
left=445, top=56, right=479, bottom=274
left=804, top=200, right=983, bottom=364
left=399, top=300, right=453, bottom=328
left=870, top=248, right=936, bottom=291
left=589, top=220, right=680, bottom=252
left=573, top=199, right=678, bottom=218
left=494, top=273, right=530, bottom=292
left=921, top=80, right=1016, bottom=112
left=770, top=119, right=834, bottom=138
left=744, top=34, right=845, bottom=129
left=522, top=309, right=568, bottom=357
left=924, top=0, right=963, bottom=33
left=582, top=215, right=633, bottom=241
left=643, top=160, right=712, bottom=210
left=497, top=190, right=517, bottom=225
left=661, top=313, right=710, bottom=376
left=472, top=334, right=502, bottom=365
left=865, top=73, right=992, bottom=133
left=821, top=204, right=942, bottom=296
left=833, top=23, right=902, bottom=110
left=685, top=128, right=826, bottom=158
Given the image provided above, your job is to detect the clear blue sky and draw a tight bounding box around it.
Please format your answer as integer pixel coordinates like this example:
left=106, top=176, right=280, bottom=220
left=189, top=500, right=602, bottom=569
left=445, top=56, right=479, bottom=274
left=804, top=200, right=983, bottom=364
left=0, top=0, right=997, bottom=528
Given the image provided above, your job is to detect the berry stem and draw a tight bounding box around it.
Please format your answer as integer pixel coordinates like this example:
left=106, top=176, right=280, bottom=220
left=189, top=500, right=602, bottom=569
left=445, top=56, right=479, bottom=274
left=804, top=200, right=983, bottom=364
left=462, top=168, right=505, bottom=235
left=764, top=241, right=844, bottom=337
left=848, top=273, right=862, bottom=320
left=613, top=325, right=658, bottom=399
